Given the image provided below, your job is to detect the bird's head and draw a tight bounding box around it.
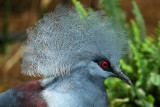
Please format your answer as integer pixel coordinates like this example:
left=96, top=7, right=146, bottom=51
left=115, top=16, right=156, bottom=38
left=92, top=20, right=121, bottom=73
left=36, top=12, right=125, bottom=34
left=85, top=57, right=132, bottom=85
left=21, top=5, right=131, bottom=85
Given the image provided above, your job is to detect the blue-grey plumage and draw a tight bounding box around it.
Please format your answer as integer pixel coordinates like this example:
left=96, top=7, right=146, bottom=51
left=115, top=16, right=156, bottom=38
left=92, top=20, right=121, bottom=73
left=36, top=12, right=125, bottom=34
left=41, top=62, right=109, bottom=107
left=0, top=5, right=132, bottom=107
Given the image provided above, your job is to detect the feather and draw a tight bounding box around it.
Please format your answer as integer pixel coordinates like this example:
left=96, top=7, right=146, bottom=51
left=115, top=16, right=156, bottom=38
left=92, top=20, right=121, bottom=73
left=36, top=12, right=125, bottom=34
left=21, top=5, right=128, bottom=77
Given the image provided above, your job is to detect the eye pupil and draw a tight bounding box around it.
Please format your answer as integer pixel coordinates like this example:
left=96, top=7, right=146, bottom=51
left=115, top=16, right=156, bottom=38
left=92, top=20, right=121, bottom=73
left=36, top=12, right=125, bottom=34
left=102, top=62, right=108, bottom=67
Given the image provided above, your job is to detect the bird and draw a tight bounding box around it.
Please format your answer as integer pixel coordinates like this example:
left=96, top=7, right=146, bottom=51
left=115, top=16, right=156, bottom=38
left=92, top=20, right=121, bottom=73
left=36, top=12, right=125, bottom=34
left=0, top=5, right=132, bottom=107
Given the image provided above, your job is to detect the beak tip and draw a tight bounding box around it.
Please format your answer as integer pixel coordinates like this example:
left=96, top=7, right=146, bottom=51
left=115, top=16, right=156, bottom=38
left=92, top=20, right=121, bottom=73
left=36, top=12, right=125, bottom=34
left=112, top=72, right=132, bottom=86
left=116, top=72, right=132, bottom=86
left=128, top=80, right=132, bottom=85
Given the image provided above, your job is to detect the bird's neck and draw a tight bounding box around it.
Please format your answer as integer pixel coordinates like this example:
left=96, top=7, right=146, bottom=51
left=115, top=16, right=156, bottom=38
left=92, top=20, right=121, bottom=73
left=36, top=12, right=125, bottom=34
left=71, top=65, right=106, bottom=91
left=40, top=67, right=108, bottom=107
left=41, top=66, right=106, bottom=93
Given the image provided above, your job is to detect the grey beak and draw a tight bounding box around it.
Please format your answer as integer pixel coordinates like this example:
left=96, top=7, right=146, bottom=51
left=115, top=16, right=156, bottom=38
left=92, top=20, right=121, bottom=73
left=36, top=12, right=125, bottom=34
left=113, top=72, right=132, bottom=85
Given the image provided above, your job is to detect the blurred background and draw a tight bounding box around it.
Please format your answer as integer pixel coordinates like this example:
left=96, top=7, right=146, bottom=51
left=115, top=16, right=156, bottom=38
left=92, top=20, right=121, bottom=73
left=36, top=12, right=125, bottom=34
left=0, top=0, right=160, bottom=107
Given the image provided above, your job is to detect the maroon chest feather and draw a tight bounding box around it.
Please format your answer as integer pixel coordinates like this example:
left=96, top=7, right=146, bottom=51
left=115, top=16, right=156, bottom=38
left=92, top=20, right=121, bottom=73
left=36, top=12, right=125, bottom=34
left=14, top=80, right=47, bottom=107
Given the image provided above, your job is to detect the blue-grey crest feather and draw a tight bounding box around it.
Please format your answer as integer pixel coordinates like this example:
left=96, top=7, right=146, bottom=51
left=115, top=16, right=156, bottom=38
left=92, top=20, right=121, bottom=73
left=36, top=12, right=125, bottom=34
left=21, top=5, right=128, bottom=77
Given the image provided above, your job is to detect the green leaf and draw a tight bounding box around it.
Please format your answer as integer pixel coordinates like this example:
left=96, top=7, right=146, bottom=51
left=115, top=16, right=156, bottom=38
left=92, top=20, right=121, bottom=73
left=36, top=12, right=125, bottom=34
left=72, top=0, right=87, bottom=19
left=129, top=42, right=142, bottom=69
left=120, top=59, right=133, bottom=73
left=150, top=73, right=160, bottom=86
left=111, top=98, right=129, bottom=107
left=146, top=95, right=155, bottom=104
left=132, top=0, right=146, bottom=41
left=130, top=19, right=141, bottom=46
left=136, top=88, right=146, bottom=98
left=101, top=0, right=127, bottom=29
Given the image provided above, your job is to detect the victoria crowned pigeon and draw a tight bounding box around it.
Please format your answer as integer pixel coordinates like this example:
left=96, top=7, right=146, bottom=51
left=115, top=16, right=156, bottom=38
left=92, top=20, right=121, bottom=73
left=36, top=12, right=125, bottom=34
left=0, top=5, right=132, bottom=107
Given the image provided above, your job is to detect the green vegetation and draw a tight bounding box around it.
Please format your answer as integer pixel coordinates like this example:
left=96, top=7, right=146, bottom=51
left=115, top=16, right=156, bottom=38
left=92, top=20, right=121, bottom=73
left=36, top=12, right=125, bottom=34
left=106, top=20, right=160, bottom=107
left=101, top=0, right=127, bottom=30
left=72, top=0, right=87, bottom=19
left=73, top=0, right=160, bottom=106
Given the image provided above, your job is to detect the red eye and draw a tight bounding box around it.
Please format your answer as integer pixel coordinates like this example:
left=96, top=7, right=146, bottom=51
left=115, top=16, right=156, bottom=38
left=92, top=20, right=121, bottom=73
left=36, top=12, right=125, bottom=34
left=102, top=62, right=108, bottom=67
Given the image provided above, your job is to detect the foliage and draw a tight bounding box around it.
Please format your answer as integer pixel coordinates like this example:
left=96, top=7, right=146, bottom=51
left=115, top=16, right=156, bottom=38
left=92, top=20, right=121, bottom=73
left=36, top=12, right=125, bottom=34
left=106, top=21, right=160, bottom=107
left=100, top=0, right=127, bottom=29
left=72, top=0, right=87, bottom=19
left=132, top=1, right=146, bottom=41
left=102, top=0, right=160, bottom=107
left=73, top=0, right=160, bottom=106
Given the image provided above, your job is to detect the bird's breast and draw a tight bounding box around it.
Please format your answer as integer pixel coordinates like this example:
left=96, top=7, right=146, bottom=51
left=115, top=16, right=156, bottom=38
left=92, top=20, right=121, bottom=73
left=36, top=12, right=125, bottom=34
left=41, top=78, right=108, bottom=107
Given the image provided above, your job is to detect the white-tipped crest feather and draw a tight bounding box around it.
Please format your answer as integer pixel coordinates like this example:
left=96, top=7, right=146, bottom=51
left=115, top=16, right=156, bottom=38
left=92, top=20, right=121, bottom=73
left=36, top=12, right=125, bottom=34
left=21, top=5, right=128, bottom=77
